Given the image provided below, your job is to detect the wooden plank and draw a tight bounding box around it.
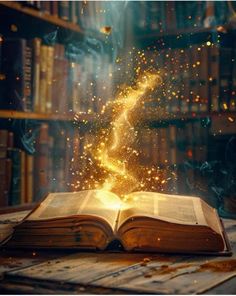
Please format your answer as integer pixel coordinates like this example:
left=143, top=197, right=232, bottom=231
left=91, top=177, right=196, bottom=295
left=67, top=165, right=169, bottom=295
left=1, top=218, right=236, bottom=294
left=3, top=251, right=236, bottom=294
left=0, top=210, right=30, bottom=245
left=109, top=257, right=236, bottom=294
left=4, top=253, right=165, bottom=283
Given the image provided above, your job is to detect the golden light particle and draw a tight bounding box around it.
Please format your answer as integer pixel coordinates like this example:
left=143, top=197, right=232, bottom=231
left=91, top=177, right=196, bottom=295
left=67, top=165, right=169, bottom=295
left=100, top=26, right=112, bottom=35
left=223, top=103, right=228, bottom=110
left=10, top=24, right=18, bottom=32
left=228, top=116, right=234, bottom=123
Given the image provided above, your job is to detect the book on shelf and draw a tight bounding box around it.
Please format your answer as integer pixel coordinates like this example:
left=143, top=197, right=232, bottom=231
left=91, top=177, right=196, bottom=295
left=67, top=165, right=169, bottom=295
left=58, top=1, right=70, bottom=21
left=0, top=38, right=32, bottom=112
left=20, top=0, right=77, bottom=23
left=230, top=46, right=236, bottom=111
left=3, top=189, right=231, bottom=255
left=0, top=158, right=11, bottom=207
left=219, top=47, right=233, bottom=111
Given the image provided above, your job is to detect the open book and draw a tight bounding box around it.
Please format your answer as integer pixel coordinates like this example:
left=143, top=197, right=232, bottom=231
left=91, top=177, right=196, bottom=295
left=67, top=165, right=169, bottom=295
left=5, top=190, right=232, bottom=255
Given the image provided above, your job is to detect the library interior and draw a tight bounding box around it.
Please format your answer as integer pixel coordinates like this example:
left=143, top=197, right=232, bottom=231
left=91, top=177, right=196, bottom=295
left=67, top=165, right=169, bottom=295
left=0, top=1, right=236, bottom=294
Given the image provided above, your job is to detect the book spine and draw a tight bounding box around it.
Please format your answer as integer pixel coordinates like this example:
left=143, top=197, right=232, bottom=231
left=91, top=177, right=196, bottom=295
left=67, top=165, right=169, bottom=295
left=175, top=1, right=184, bottom=29
left=72, top=63, right=81, bottom=113
left=51, top=44, right=59, bottom=113
left=41, top=1, right=51, bottom=14
left=151, top=129, right=159, bottom=166
left=67, top=60, right=75, bottom=113
left=209, top=43, right=220, bottom=112
left=39, top=45, right=48, bottom=113
left=25, top=154, right=34, bottom=203
left=219, top=47, right=233, bottom=111
left=50, top=1, right=58, bottom=17
left=69, top=132, right=80, bottom=191
left=52, top=129, right=66, bottom=192
left=7, top=148, right=22, bottom=206
left=33, top=1, right=41, bottom=10
left=31, top=38, right=41, bottom=112
left=230, top=47, right=236, bottom=111
left=0, top=158, right=11, bottom=207
left=61, top=58, right=69, bottom=113
left=181, top=48, right=191, bottom=112
left=165, top=1, right=177, bottom=30
left=34, top=123, right=49, bottom=201
left=159, top=128, right=168, bottom=167
left=190, top=45, right=199, bottom=113
left=199, top=44, right=209, bottom=112
left=24, top=44, right=32, bottom=112
left=0, top=129, right=8, bottom=158
left=203, top=1, right=216, bottom=28
left=69, top=1, right=78, bottom=24
left=139, top=128, right=152, bottom=166
left=58, top=1, right=70, bottom=21
left=46, top=46, right=54, bottom=113
left=48, top=136, right=54, bottom=192
left=0, top=34, right=3, bottom=102
left=1, top=38, right=27, bottom=111
left=20, top=150, right=26, bottom=204
left=168, top=125, right=177, bottom=166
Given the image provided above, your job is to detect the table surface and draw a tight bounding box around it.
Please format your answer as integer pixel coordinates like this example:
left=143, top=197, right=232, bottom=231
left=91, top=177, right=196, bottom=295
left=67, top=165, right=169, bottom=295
left=0, top=210, right=236, bottom=294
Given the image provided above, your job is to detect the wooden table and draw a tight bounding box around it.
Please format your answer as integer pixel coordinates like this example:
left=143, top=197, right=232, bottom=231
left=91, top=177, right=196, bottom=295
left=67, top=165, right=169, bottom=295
left=0, top=211, right=236, bottom=294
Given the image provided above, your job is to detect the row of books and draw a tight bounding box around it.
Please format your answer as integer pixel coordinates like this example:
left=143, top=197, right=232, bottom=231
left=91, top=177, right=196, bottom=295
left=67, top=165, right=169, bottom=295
left=137, top=121, right=208, bottom=167
left=142, top=42, right=236, bottom=113
left=1, top=37, right=236, bottom=116
left=18, top=1, right=230, bottom=36
left=20, top=1, right=79, bottom=24
left=0, top=125, right=76, bottom=206
left=133, top=1, right=229, bottom=33
left=135, top=122, right=209, bottom=196
left=0, top=129, right=32, bottom=207
left=0, top=120, right=209, bottom=207
left=0, top=37, right=114, bottom=114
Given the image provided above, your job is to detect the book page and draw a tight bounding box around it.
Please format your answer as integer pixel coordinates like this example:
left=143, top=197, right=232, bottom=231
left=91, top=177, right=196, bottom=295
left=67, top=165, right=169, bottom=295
left=119, top=191, right=207, bottom=227
left=26, top=190, right=121, bottom=229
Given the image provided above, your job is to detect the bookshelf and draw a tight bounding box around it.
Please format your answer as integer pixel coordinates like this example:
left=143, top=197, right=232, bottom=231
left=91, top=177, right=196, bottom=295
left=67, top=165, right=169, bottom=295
left=0, top=1, right=236, bottom=214
left=0, top=1, right=83, bottom=34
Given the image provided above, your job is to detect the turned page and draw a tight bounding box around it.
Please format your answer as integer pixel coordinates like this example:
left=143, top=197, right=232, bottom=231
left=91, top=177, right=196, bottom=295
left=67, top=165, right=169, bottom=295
left=26, top=190, right=121, bottom=230
left=118, top=191, right=208, bottom=228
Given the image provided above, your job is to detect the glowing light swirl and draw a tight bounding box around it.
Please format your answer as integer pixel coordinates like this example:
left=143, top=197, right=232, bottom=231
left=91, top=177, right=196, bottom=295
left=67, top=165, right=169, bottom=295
left=95, top=71, right=162, bottom=196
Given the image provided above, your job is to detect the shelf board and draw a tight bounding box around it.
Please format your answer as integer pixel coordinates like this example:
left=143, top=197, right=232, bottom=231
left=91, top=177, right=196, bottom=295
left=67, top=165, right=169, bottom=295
left=0, top=1, right=83, bottom=34
left=0, top=110, right=235, bottom=130
left=136, top=26, right=220, bottom=41
left=0, top=110, right=95, bottom=122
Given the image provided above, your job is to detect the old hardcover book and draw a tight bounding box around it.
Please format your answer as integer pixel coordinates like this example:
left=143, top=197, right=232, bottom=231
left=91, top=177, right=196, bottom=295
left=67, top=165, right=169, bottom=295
left=0, top=38, right=32, bottom=111
left=31, top=38, right=41, bottom=112
left=209, top=43, right=220, bottom=112
left=4, top=190, right=231, bottom=255
left=219, top=47, right=233, bottom=111
left=39, top=45, right=48, bottom=113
